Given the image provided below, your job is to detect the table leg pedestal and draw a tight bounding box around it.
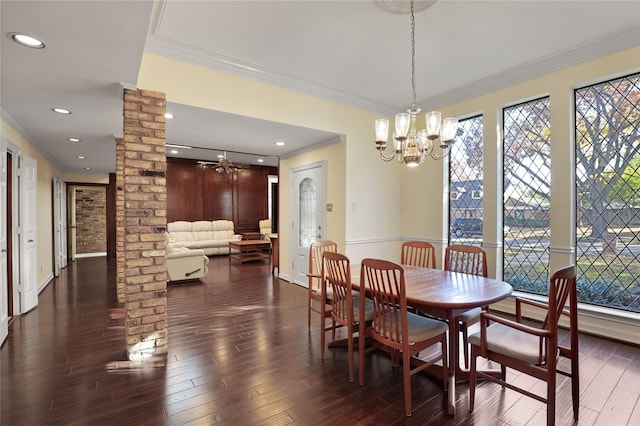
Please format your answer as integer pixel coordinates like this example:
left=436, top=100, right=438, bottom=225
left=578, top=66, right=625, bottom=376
left=447, top=318, right=458, bottom=415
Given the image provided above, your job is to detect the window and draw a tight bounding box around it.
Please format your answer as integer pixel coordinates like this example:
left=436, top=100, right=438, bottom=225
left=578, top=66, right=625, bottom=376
left=298, top=177, right=317, bottom=248
left=449, top=115, right=483, bottom=246
left=503, top=97, right=551, bottom=293
left=575, top=72, right=640, bottom=313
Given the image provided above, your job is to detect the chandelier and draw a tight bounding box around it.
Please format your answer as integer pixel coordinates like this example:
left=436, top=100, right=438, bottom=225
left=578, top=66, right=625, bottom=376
left=198, top=151, right=235, bottom=174
left=374, top=0, right=459, bottom=167
left=213, top=151, right=235, bottom=174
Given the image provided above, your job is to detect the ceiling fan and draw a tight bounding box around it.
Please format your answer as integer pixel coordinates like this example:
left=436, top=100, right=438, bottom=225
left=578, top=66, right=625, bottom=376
left=197, top=151, right=236, bottom=174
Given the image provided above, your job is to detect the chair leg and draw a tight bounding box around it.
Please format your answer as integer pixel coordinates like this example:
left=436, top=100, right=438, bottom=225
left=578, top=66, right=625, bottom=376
left=320, top=310, right=326, bottom=360
left=347, top=325, right=354, bottom=383
left=571, top=352, right=579, bottom=420
left=403, top=351, right=412, bottom=416
left=548, top=377, right=556, bottom=426
left=469, top=346, right=477, bottom=412
left=461, top=322, right=469, bottom=370
left=307, top=296, right=312, bottom=330
left=331, top=319, right=336, bottom=340
left=501, top=365, right=506, bottom=383
left=358, top=324, right=366, bottom=386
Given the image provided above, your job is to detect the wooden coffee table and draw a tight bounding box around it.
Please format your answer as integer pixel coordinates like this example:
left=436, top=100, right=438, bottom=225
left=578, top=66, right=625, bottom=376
left=228, top=240, right=271, bottom=264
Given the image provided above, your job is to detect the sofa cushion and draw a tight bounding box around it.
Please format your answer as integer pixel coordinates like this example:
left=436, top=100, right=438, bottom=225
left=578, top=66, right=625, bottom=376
left=167, top=221, right=192, bottom=232
left=212, top=220, right=234, bottom=231
left=167, top=221, right=194, bottom=245
left=190, top=221, right=212, bottom=240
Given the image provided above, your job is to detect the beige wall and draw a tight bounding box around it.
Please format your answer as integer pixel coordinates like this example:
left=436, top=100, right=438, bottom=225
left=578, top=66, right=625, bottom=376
left=139, top=47, right=640, bottom=343
left=1, top=118, right=62, bottom=288
left=63, top=173, right=108, bottom=184
left=137, top=47, right=640, bottom=269
left=137, top=53, right=397, bottom=276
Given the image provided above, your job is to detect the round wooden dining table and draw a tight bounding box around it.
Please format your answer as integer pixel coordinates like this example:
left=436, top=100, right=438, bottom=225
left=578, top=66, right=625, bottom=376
left=352, top=265, right=513, bottom=415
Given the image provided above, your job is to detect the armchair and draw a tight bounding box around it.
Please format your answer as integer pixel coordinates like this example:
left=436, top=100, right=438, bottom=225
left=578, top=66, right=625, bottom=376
left=468, top=265, right=579, bottom=425
left=166, top=244, right=209, bottom=282
left=259, top=219, right=272, bottom=240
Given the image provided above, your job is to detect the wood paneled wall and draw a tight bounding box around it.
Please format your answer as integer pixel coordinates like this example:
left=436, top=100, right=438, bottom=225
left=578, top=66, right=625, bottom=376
left=166, top=158, right=277, bottom=233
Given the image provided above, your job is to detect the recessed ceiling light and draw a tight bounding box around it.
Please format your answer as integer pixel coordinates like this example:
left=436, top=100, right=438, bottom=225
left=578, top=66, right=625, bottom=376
left=217, top=154, right=224, bottom=159
left=52, top=107, right=71, bottom=114
left=275, top=141, right=285, bottom=146
left=165, top=113, right=174, bottom=119
left=170, top=149, right=178, bottom=154
left=67, top=138, right=81, bottom=142
left=76, top=156, right=86, bottom=159
left=10, top=33, right=45, bottom=49
left=257, top=158, right=264, bottom=163
left=84, top=167, right=91, bottom=170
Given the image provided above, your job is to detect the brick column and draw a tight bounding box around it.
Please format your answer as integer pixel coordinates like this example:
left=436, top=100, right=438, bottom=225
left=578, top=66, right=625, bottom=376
left=121, top=88, right=168, bottom=360
left=115, top=137, right=125, bottom=304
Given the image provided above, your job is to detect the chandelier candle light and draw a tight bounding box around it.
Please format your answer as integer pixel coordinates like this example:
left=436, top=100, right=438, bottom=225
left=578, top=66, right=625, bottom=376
left=375, top=0, right=459, bottom=166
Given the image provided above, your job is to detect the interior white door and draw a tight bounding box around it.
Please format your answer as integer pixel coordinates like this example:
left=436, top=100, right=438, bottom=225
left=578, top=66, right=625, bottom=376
left=290, top=161, right=326, bottom=287
left=19, top=156, right=38, bottom=313
left=61, top=181, right=67, bottom=267
left=69, top=186, right=77, bottom=261
left=52, top=176, right=66, bottom=276
left=0, top=139, right=8, bottom=343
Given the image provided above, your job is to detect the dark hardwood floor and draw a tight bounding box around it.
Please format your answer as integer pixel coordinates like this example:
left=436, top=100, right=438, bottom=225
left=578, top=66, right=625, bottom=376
left=2, top=256, right=639, bottom=425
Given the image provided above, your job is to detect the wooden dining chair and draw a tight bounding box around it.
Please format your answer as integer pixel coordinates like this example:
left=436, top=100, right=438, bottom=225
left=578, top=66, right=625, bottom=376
left=358, top=258, right=448, bottom=416
left=323, top=251, right=374, bottom=382
left=401, top=241, right=436, bottom=268
left=307, top=240, right=338, bottom=339
left=444, top=244, right=488, bottom=369
left=468, top=265, right=579, bottom=426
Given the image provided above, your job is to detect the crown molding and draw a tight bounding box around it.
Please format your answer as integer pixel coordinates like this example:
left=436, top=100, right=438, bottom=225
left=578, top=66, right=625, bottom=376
left=147, top=0, right=639, bottom=117
left=417, top=25, right=640, bottom=112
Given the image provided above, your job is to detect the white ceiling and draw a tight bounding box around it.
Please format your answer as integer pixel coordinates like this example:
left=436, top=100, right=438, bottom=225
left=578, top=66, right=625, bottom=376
left=2, top=0, right=639, bottom=173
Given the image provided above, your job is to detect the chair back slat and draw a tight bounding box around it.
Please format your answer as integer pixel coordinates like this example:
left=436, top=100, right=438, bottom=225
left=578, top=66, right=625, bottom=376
left=444, top=245, right=488, bottom=277
left=543, top=265, right=576, bottom=330
left=361, top=258, right=406, bottom=348
left=323, top=251, right=352, bottom=324
left=309, top=240, right=337, bottom=292
left=401, top=241, right=436, bottom=268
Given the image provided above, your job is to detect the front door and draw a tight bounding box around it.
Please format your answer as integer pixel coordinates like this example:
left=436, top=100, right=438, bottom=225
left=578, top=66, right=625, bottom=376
left=290, top=161, right=326, bottom=287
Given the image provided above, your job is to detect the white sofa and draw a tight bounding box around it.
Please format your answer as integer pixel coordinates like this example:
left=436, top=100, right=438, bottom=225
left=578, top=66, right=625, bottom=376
left=167, top=220, right=241, bottom=256
left=166, top=244, right=209, bottom=282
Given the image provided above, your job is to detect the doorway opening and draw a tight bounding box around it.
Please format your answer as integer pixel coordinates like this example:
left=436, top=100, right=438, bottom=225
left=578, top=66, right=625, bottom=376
left=67, top=184, right=108, bottom=259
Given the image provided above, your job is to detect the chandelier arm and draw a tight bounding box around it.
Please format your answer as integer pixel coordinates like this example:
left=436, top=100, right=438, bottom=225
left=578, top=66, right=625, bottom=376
left=429, top=147, right=452, bottom=160
left=379, top=150, right=395, bottom=162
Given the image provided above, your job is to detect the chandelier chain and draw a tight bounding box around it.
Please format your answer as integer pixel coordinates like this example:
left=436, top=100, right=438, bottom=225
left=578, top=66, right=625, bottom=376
left=410, top=0, right=416, bottom=110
